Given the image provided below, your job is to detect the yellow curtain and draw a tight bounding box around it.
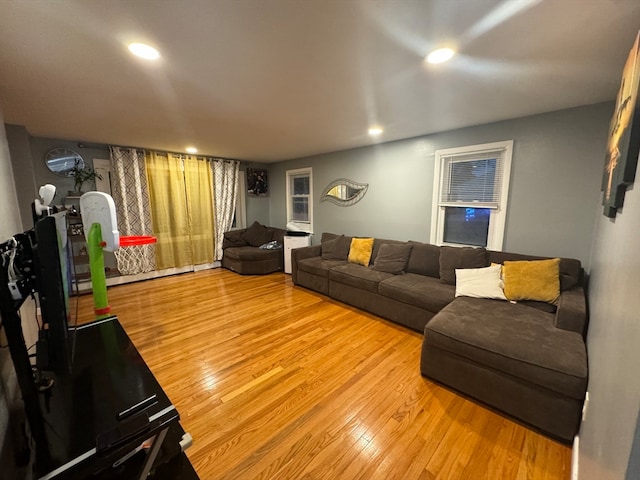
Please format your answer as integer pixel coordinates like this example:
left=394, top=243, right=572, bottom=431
left=183, top=157, right=214, bottom=265
left=146, top=152, right=215, bottom=269
left=146, top=152, right=191, bottom=269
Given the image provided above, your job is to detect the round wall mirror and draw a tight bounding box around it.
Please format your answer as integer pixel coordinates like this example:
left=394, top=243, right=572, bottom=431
left=45, top=148, right=84, bottom=177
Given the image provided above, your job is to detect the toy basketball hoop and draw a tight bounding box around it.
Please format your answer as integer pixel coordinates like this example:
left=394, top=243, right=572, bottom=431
left=115, top=235, right=157, bottom=276
left=79, top=192, right=159, bottom=318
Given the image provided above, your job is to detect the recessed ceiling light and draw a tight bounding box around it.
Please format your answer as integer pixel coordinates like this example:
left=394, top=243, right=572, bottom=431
left=426, top=47, right=455, bottom=64
left=128, top=42, right=160, bottom=60
left=186, top=147, right=198, bottom=154
left=368, top=127, right=383, bottom=136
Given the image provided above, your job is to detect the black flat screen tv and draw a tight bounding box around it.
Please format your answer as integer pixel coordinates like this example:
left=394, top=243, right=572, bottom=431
left=34, top=212, right=77, bottom=374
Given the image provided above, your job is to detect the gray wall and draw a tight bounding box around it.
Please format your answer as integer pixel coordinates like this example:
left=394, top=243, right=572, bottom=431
left=578, top=154, right=640, bottom=479
left=246, top=194, right=271, bottom=227
left=268, top=102, right=612, bottom=267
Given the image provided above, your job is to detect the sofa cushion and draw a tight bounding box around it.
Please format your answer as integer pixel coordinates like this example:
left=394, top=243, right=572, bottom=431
left=406, top=241, right=441, bottom=278
left=488, top=250, right=581, bottom=291
left=321, top=234, right=351, bottom=260
left=455, top=265, right=506, bottom=300
left=297, top=257, right=346, bottom=278
left=329, top=263, right=394, bottom=293
left=424, top=297, right=587, bottom=399
left=348, top=238, right=374, bottom=266
left=503, top=258, right=560, bottom=305
left=439, top=246, right=487, bottom=284
left=371, top=238, right=406, bottom=263
left=378, top=273, right=455, bottom=313
left=241, top=221, right=271, bottom=247
left=371, top=243, right=413, bottom=274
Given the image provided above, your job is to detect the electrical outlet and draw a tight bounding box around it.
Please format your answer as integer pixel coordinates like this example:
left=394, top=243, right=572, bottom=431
left=582, top=391, right=590, bottom=421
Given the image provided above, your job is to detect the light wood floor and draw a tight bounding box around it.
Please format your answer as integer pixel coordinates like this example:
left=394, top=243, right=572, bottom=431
left=75, top=269, right=571, bottom=480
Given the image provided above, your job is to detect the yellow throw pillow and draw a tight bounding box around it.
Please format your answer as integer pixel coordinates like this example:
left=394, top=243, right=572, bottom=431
left=348, top=238, right=374, bottom=267
left=502, top=258, right=561, bottom=304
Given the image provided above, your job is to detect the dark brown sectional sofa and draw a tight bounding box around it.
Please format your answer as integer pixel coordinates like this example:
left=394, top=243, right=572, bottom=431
left=221, top=222, right=286, bottom=275
left=291, top=232, right=588, bottom=443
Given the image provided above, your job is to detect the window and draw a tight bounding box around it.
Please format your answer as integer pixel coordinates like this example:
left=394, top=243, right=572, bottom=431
left=430, top=140, right=513, bottom=250
left=286, top=167, right=313, bottom=232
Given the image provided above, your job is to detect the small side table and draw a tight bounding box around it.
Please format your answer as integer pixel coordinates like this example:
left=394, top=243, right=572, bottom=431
left=284, top=234, right=311, bottom=274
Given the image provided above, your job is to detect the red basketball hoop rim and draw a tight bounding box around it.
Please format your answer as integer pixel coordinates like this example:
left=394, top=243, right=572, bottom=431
left=119, top=235, right=157, bottom=247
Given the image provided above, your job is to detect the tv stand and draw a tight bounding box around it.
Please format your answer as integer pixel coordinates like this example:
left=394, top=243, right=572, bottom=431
left=34, top=316, right=198, bottom=479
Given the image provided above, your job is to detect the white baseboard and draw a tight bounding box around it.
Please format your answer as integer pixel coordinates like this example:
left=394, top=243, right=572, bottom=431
left=571, top=434, right=580, bottom=480
left=76, top=262, right=221, bottom=292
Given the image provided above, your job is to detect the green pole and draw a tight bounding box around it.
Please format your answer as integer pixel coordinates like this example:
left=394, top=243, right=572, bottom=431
left=87, top=222, right=111, bottom=319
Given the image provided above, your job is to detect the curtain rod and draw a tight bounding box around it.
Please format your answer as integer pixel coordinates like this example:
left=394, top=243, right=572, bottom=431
left=76, top=142, right=253, bottom=166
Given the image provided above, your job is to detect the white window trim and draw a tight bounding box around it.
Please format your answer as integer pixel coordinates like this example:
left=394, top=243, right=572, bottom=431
left=430, top=140, right=513, bottom=251
left=286, top=167, right=313, bottom=233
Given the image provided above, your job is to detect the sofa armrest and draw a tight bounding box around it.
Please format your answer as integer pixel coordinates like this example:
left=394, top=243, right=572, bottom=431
left=291, top=244, right=322, bottom=284
left=555, top=286, right=588, bottom=337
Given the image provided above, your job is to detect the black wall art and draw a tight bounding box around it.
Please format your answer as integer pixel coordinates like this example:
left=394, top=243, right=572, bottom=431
left=247, top=168, right=268, bottom=196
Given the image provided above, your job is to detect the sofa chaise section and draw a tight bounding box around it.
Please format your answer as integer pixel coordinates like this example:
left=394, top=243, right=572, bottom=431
left=421, top=295, right=588, bottom=443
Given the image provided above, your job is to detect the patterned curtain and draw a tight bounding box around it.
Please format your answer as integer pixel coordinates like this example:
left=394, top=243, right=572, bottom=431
left=213, top=159, right=239, bottom=260
left=109, top=146, right=156, bottom=274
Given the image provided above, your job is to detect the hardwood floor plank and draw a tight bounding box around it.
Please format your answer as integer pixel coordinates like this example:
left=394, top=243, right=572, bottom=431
left=75, top=269, right=571, bottom=479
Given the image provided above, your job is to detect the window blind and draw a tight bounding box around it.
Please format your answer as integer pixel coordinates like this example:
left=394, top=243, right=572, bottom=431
left=439, top=148, right=505, bottom=208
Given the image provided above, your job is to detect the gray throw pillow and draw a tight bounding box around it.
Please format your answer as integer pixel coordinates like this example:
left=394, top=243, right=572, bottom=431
left=321, top=235, right=351, bottom=260
left=406, top=241, right=441, bottom=278
left=371, top=243, right=413, bottom=275
left=241, top=221, right=270, bottom=247
left=222, top=229, right=248, bottom=249
left=439, top=246, right=487, bottom=284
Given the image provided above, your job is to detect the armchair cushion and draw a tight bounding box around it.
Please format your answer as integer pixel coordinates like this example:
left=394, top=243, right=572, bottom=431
left=222, top=229, right=247, bottom=249
left=241, top=221, right=270, bottom=247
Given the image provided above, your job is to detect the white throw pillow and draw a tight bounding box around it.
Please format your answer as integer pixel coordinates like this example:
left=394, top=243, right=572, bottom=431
left=455, top=265, right=507, bottom=300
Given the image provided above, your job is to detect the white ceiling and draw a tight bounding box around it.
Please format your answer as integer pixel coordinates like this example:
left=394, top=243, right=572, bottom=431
left=1, top=0, right=639, bottom=163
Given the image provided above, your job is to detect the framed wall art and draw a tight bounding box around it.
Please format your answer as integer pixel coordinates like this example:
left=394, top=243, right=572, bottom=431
left=247, top=168, right=268, bottom=196
left=602, top=31, right=640, bottom=218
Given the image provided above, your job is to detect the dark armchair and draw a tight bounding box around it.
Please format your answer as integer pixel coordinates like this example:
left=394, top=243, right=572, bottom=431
left=221, top=222, right=285, bottom=275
